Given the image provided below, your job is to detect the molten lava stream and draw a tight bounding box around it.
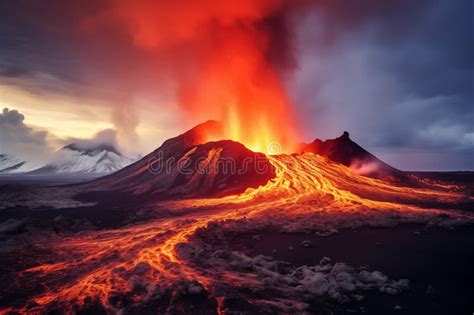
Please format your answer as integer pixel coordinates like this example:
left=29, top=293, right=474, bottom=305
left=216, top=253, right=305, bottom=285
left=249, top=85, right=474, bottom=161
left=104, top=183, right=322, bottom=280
left=4, top=152, right=473, bottom=314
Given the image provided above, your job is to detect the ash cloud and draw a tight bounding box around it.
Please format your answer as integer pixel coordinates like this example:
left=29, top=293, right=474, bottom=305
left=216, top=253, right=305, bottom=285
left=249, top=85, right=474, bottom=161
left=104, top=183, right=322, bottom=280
left=62, top=129, right=119, bottom=152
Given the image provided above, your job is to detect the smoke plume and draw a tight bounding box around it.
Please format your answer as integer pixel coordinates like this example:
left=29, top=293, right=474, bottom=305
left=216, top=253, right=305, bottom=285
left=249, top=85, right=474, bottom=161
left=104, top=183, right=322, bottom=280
left=90, top=0, right=314, bottom=153
left=111, top=105, right=139, bottom=153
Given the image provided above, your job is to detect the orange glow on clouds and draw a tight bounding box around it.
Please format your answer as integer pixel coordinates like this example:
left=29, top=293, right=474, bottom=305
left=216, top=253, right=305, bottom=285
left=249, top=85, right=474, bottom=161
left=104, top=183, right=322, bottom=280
left=100, top=0, right=302, bottom=154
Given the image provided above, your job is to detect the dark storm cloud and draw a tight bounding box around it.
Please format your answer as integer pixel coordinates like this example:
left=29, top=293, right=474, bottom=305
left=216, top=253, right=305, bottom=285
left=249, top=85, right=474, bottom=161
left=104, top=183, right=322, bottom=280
left=0, top=108, right=51, bottom=159
left=0, top=1, right=97, bottom=86
left=0, top=0, right=160, bottom=97
left=292, top=0, right=473, bottom=170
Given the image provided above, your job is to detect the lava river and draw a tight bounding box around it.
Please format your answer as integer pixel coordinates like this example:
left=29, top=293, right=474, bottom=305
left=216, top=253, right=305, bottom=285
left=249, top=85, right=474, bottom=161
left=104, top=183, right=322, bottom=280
left=1, top=153, right=472, bottom=314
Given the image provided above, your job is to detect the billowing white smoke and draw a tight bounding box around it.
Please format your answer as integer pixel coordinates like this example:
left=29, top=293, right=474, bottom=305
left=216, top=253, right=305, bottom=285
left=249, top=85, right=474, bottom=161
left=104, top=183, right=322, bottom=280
left=349, top=160, right=380, bottom=175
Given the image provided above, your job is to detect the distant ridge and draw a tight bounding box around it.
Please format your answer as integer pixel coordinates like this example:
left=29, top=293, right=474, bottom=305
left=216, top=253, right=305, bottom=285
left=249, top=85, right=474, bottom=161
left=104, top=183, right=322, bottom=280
left=29, top=143, right=136, bottom=175
left=0, top=144, right=137, bottom=177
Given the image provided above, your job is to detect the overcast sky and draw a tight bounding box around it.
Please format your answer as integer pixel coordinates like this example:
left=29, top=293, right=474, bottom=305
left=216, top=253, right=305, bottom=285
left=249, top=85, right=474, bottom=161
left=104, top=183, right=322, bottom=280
left=0, top=0, right=472, bottom=170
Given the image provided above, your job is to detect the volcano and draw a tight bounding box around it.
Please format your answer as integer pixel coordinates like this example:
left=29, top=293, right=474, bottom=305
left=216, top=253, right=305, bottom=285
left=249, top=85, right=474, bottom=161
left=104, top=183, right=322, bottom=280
left=83, top=120, right=275, bottom=199
left=81, top=121, right=409, bottom=202
left=300, top=131, right=406, bottom=181
left=1, top=121, right=473, bottom=315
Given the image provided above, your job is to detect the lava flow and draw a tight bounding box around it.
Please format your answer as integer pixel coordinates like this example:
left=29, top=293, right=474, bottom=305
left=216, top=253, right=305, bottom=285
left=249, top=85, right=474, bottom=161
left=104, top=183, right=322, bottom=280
left=2, top=148, right=472, bottom=314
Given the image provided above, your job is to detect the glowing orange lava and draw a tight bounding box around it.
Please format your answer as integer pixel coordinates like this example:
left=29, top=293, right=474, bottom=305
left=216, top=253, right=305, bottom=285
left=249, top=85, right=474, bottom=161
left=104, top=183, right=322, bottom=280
left=3, top=153, right=472, bottom=314
left=177, top=32, right=300, bottom=154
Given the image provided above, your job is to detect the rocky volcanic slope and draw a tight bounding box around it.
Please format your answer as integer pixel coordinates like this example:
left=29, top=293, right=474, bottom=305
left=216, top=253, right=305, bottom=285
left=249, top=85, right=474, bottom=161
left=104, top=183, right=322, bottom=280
left=300, top=131, right=407, bottom=182
left=83, top=120, right=275, bottom=198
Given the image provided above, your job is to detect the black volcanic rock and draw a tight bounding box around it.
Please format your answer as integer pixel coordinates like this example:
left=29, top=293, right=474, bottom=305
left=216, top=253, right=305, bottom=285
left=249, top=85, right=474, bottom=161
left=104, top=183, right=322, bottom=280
left=84, top=121, right=275, bottom=199
left=300, top=132, right=404, bottom=180
left=300, top=131, right=370, bottom=166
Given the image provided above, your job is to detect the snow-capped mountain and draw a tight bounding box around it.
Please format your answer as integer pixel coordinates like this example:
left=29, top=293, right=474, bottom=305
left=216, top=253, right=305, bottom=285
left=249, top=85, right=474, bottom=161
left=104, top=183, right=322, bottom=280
left=0, top=154, right=43, bottom=174
left=0, top=154, right=23, bottom=173
left=0, top=143, right=138, bottom=176
left=29, top=143, right=138, bottom=175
